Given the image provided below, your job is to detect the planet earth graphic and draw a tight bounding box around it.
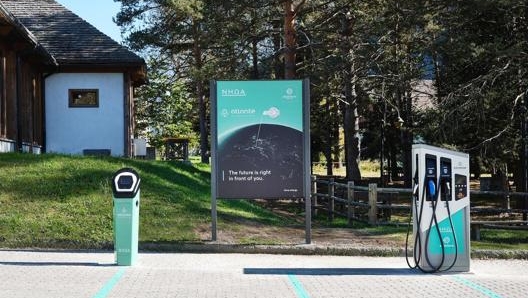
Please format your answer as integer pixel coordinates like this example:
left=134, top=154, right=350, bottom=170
left=218, top=123, right=304, bottom=198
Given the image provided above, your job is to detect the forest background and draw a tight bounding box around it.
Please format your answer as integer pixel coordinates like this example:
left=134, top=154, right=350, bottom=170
left=114, top=0, right=528, bottom=190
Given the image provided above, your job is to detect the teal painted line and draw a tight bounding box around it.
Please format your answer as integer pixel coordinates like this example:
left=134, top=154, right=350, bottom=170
left=92, top=267, right=126, bottom=298
left=288, top=275, right=310, bottom=298
left=452, top=276, right=502, bottom=298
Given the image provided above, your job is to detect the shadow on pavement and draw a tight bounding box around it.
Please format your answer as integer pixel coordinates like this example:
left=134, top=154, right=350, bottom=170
left=244, top=267, right=418, bottom=276
left=0, top=261, right=115, bottom=267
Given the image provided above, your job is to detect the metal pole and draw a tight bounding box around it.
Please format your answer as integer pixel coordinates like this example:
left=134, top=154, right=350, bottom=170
left=304, top=79, right=312, bottom=244
left=211, top=198, right=217, bottom=241
left=210, top=80, right=218, bottom=241
left=305, top=195, right=311, bottom=244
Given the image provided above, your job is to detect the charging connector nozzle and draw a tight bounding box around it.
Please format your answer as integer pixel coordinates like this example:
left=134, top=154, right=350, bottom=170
left=428, top=180, right=436, bottom=198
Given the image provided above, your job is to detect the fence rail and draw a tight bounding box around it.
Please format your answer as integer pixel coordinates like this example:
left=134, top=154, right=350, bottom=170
left=311, top=176, right=528, bottom=229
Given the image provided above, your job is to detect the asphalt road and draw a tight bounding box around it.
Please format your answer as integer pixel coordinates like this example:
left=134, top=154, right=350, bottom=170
left=1, top=250, right=527, bottom=298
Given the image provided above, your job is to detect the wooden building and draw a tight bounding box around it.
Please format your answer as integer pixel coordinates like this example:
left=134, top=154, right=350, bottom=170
left=0, top=0, right=145, bottom=156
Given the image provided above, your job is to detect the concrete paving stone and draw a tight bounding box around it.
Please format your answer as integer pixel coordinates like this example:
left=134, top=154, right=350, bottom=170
left=1, top=250, right=527, bottom=298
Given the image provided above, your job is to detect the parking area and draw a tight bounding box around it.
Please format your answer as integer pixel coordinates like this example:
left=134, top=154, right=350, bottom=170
left=1, top=250, right=527, bottom=298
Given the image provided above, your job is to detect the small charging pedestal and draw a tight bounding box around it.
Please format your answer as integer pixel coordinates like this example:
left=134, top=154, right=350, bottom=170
left=111, top=168, right=141, bottom=266
left=407, top=144, right=470, bottom=273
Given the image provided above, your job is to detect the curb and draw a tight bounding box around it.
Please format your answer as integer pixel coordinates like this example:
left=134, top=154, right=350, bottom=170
left=140, top=242, right=402, bottom=256
left=139, top=242, right=528, bottom=259
left=3, top=242, right=527, bottom=260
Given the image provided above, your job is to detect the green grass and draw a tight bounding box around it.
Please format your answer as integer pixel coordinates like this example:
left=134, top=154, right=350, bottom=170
left=0, top=153, right=288, bottom=249
left=472, top=229, right=528, bottom=250
left=1, top=153, right=527, bottom=252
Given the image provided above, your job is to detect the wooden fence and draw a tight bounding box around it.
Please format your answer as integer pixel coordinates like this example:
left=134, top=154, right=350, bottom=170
left=311, top=176, right=410, bottom=225
left=311, top=176, right=528, bottom=229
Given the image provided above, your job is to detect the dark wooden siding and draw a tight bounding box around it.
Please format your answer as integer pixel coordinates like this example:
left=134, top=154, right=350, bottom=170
left=18, top=57, right=43, bottom=148
left=4, top=49, right=17, bottom=142
left=124, top=72, right=134, bottom=157
left=0, top=41, right=44, bottom=151
left=0, top=51, right=5, bottom=138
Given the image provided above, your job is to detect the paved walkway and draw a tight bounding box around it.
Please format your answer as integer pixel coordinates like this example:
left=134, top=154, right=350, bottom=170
left=1, top=250, right=527, bottom=297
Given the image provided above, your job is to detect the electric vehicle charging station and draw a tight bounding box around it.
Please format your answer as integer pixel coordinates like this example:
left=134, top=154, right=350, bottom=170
left=111, top=168, right=141, bottom=266
left=407, top=144, right=470, bottom=273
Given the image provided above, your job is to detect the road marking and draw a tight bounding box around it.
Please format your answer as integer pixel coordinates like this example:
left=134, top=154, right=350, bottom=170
left=452, top=276, right=502, bottom=298
left=93, top=267, right=126, bottom=298
left=288, top=274, right=310, bottom=298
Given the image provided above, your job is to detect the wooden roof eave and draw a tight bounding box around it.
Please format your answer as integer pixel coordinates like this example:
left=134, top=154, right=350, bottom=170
left=0, top=2, right=58, bottom=67
left=57, top=62, right=147, bottom=86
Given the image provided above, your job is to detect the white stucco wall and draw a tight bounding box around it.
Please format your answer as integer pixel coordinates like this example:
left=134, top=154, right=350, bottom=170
left=45, top=73, right=125, bottom=156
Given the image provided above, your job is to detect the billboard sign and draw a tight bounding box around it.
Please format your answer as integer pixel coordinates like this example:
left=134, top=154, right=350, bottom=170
left=212, top=80, right=309, bottom=199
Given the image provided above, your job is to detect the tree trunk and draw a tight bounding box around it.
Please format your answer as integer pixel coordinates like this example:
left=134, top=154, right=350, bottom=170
left=193, top=21, right=208, bottom=164
left=272, top=18, right=283, bottom=79
left=519, top=2, right=528, bottom=193
left=520, top=91, right=528, bottom=193
left=325, top=99, right=333, bottom=176
left=251, top=38, right=259, bottom=79
left=344, top=73, right=361, bottom=181
left=197, top=83, right=208, bottom=164
left=339, top=10, right=361, bottom=181
left=283, top=0, right=296, bottom=79
left=402, top=89, right=413, bottom=187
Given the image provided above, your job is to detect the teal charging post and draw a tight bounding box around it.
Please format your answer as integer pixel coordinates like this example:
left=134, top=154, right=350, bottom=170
left=111, top=168, right=141, bottom=266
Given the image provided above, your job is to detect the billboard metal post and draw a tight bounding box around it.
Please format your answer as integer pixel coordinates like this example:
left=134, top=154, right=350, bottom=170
left=303, top=79, right=311, bottom=244
left=211, top=80, right=218, bottom=241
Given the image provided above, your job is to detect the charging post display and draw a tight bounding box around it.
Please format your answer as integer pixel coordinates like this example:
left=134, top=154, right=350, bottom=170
left=407, top=144, right=470, bottom=273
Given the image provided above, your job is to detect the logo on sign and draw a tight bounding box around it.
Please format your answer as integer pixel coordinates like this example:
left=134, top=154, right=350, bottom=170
left=222, top=89, right=246, bottom=97
left=263, top=107, right=280, bottom=119
left=118, top=206, right=131, bottom=217
left=282, top=87, right=297, bottom=100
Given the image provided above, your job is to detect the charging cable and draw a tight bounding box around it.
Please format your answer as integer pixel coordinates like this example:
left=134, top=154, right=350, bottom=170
left=406, top=175, right=459, bottom=273
left=442, top=180, right=459, bottom=272
left=423, top=178, right=445, bottom=272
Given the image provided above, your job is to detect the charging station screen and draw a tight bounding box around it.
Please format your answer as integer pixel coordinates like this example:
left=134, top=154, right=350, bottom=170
left=426, top=155, right=436, bottom=178
left=455, top=174, right=468, bottom=200
left=214, top=80, right=307, bottom=199
left=118, top=176, right=133, bottom=189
